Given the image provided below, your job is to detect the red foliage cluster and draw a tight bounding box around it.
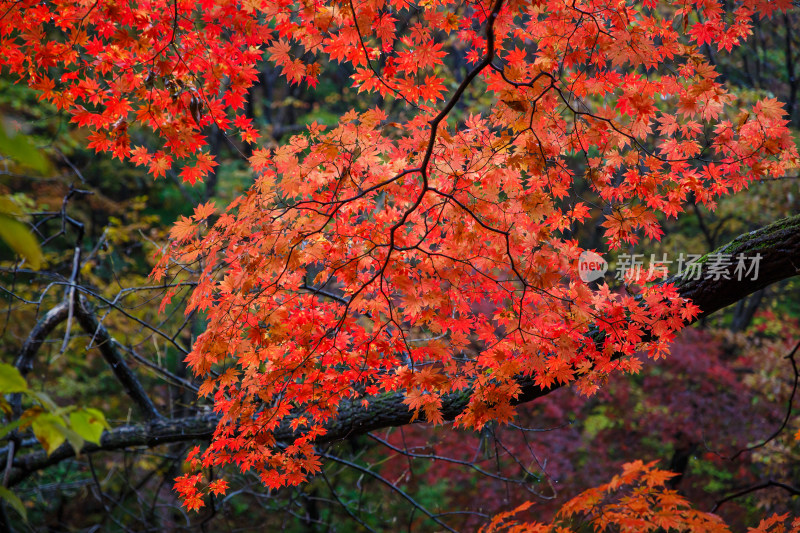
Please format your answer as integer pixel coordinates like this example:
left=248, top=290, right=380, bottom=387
left=2, top=0, right=798, bottom=527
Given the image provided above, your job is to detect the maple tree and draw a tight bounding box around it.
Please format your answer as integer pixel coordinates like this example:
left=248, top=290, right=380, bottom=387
left=2, top=0, right=800, bottom=529
left=362, top=311, right=800, bottom=530
left=481, top=460, right=800, bottom=532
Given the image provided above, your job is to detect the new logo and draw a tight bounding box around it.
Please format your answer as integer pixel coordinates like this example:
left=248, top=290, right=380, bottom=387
left=578, top=251, right=608, bottom=283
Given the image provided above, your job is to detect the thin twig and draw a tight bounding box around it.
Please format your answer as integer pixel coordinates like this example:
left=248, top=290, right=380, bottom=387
left=730, top=339, right=800, bottom=461
left=711, top=480, right=800, bottom=513
left=319, top=451, right=458, bottom=533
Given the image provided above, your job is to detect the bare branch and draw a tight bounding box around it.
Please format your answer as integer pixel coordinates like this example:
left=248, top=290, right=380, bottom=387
left=5, top=215, right=800, bottom=486
left=729, top=338, right=800, bottom=460
left=7, top=414, right=218, bottom=487
left=13, top=300, right=70, bottom=377
left=74, top=296, right=163, bottom=422
left=711, top=480, right=800, bottom=513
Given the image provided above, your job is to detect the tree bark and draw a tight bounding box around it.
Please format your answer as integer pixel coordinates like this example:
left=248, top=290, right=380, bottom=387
left=6, top=214, right=800, bottom=487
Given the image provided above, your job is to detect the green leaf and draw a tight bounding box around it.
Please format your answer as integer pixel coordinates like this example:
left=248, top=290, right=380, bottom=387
left=31, top=414, right=67, bottom=455
left=0, top=419, right=22, bottom=442
left=0, top=363, right=28, bottom=393
left=0, top=119, right=51, bottom=175
left=583, top=411, right=614, bottom=439
left=0, top=213, right=42, bottom=270
left=0, top=486, right=27, bottom=522
left=69, top=408, right=108, bottom=445
left=0, top=197, right=23, bottom=217
left=0, top=397, right=11, bottom=416
left=28, top=391, right=58, bottom=412
left=53, top=423, right=85, bottom=454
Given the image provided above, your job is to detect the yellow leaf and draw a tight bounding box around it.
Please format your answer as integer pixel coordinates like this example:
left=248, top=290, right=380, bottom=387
left=0, top=486, right=27, bottom=522
left=69, top=408, right=109, bottom=445
left=0, top=363, right=28, bottom=393
left=0, top=120, right=52, bottom=175
left=32, top=414, right=67, bottom=455
left=0, top=213, right=42, bottom=269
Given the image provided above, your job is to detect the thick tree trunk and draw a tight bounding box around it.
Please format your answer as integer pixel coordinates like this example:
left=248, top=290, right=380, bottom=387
left=6, top=214, right=800, bottom=487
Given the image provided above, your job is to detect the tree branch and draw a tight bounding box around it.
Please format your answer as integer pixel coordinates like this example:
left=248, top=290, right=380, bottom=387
left=7, top=414, right=217, bottom=487
left=14, top=300, right=70, bottom=377
left=672, top=213, right=800, bottom=318
left=711, top=479, right=800, bottom=513
left=11, top=300, right=71, bottom=418
left=6, top=214, right=800, bottom=485
left=10, top=295, right=164, bottom=422
left=74, top=296, right=163, bottom=422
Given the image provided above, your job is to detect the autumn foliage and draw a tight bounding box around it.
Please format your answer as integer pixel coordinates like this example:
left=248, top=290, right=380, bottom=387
left=2, top=0, right=798, bottom=527
left=482, top=461, right=800, bottom=532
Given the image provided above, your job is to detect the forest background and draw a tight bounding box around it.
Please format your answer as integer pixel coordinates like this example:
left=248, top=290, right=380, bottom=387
left=0, top=0, right=799, bottom=531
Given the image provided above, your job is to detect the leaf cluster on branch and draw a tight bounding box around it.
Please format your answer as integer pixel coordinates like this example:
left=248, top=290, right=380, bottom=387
left=1, top=0, right=800, bottom=527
